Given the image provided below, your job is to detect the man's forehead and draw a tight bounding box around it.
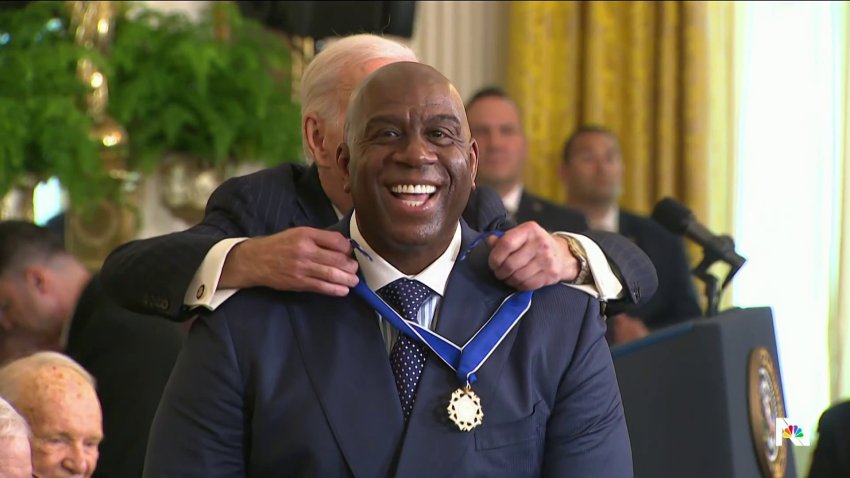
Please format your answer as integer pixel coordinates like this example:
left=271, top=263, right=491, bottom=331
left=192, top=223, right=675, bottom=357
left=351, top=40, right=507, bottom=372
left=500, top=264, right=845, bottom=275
left=579, top=132, right=619, bottom=150
left=358, top=86, right=464, bottom=121
left=18, top=366, right=91, bottom=402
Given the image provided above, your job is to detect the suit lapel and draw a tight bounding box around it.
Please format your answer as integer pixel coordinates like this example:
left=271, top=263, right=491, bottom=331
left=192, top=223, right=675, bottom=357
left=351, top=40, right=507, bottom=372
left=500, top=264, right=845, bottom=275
left=291, top=217, right=403, bottom=478
left=292, top=165, right=339, bottom=228
left=291, top=295, right=404, bottom=478
left=394, top=224, right=522, bottom=476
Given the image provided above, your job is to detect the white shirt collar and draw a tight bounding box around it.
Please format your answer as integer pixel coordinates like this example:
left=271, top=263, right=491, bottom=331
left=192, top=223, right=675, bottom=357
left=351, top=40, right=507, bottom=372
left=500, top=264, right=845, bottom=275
left=592, top=205, right=620, bottom=232
left=350, top=211, right=462, bottom=296
left=501, top=183, right=524, bottom=217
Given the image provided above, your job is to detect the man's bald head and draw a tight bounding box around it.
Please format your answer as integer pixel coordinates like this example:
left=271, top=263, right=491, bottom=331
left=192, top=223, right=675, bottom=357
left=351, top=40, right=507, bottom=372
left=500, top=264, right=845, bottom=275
left=335, top=61, right=478, bottom=274
left=0, top=352, right=102, bottom=478
left=0, top=351, right=95, bottom=405
left=344, top=62, right=471, bottom=150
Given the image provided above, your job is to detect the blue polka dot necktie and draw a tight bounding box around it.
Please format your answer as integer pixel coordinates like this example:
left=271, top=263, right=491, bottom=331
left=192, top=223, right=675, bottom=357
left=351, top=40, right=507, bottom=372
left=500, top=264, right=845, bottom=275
left=377, top=278, right=433, bottom=421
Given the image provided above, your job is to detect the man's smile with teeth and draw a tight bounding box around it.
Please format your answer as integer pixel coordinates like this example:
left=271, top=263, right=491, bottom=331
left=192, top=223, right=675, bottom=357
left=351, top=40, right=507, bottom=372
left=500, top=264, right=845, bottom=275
left=390, top=184, right=437, bottom=194
left=389, top=184, right=438, bottom=208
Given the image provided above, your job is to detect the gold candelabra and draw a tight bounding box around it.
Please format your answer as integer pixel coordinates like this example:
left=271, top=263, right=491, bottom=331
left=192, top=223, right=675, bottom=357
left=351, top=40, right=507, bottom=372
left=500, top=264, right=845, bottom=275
left=68, top=0, right=130, bottom=177
left=66, top=0, right=137, bottom=271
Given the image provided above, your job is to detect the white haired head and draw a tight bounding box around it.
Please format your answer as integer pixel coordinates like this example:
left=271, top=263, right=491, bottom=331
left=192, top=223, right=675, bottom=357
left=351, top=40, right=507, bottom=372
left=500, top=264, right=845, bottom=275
left=0, top=396, right=29, bottom=440
left=299, top=34, right=418, bottom=163
left=0, top=396, right=31, bottom=478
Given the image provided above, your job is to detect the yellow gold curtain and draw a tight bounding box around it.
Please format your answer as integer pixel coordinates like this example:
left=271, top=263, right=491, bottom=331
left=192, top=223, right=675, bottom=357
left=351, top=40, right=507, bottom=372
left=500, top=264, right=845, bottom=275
left=507, top=1, right=735, bottom=235
left=832, top=2, right=850, bottom=401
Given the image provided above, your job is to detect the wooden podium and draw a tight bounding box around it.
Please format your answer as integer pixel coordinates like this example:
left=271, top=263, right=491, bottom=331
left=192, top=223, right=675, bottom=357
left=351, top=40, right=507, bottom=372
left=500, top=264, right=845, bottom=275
left=611, top=308, right=798, bottom=478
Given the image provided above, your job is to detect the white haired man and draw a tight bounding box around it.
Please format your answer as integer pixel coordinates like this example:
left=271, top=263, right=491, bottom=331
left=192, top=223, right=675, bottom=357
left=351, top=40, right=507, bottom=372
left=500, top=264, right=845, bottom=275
left=0, top=396, right=31, bottom=478
left=0, top=352, right=103, bottom=478
left=100, top=33, right=656, bottom=328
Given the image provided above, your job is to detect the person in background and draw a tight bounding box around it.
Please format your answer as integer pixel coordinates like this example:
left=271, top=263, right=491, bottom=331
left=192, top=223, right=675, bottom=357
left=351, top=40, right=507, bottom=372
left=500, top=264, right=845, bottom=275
left=0, top=396, right=32, bottom=478
left=0, top=352, right=102, bottom=478
left=560, top=125, right=702, bottom=344
left=0, top=221, right=183, bottom=478
left=466, top=86, right=588, bottom=232
left=808, top=400, right=850, bottom=478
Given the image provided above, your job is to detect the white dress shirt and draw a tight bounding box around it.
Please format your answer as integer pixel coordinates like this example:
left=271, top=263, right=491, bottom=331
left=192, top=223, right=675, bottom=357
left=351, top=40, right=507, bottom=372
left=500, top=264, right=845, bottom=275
left=590, top=206, right=620, bottom=233
left=350, top=211, right=460, bottom=353
left=501, top=183, right=524, bottom=220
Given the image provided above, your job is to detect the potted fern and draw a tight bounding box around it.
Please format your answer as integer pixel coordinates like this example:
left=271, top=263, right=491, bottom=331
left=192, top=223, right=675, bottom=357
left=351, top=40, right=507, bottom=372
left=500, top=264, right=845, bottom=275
left=106, top=1, right=301, bottom=222
left=109, top=2, right=301, bottom=170
left=0, top=1, right=302, bottom=221
left=0, top=1, right=112, bottom=217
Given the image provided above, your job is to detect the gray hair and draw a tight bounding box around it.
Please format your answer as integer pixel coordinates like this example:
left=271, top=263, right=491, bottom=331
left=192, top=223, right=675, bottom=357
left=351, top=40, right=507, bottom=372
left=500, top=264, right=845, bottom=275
left=0, top=351, right=96, bottom=406
left=299, top=34, right=418, bottom=162
left=0, top=396, right=29, bottom=441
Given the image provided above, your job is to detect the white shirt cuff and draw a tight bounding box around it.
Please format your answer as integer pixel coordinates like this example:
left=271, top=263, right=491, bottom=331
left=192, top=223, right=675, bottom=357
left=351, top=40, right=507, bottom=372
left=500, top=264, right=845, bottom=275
left=184, top=237, right=248, bottom=311
left=553, top=232, right=625, bottom=301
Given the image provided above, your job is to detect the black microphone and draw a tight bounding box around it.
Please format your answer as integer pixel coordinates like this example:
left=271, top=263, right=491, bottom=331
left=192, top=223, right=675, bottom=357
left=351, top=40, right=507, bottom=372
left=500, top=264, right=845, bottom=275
left=651, top=197, right=746, bottom=270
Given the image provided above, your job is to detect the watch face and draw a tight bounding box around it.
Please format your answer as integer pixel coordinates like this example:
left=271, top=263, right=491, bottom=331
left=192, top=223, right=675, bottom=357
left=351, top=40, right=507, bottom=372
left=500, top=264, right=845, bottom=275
left=565, top=238, right=589, bottom=284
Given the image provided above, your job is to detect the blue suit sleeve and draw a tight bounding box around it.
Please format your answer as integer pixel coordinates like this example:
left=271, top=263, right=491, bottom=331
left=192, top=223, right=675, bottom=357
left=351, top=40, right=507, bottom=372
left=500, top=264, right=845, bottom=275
left=583, top=230, right=658, bottom=309
left=100, top=174, right=256, bottom=320
left=143, top=310, right=246, bottom=477
left=542, top=296, right=633, bottom=477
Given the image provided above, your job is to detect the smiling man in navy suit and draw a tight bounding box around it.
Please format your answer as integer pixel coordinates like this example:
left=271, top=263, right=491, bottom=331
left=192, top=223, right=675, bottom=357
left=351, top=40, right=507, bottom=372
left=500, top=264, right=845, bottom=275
left=144, top=62, right=632, bottom=477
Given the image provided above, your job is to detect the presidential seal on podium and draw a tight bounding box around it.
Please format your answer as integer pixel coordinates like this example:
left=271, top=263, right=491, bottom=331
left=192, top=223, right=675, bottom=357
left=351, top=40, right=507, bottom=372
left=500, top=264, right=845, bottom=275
left=747, top=347, right=787, bottom=478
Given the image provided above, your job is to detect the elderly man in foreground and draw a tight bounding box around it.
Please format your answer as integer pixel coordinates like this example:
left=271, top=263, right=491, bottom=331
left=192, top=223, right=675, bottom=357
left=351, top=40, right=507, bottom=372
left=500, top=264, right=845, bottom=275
left=0, top=352, right=103, bottom=478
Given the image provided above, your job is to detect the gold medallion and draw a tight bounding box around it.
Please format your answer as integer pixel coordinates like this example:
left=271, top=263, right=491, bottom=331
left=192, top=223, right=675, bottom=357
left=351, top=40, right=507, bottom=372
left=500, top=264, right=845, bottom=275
left=447, top=385, right=483, bottom=432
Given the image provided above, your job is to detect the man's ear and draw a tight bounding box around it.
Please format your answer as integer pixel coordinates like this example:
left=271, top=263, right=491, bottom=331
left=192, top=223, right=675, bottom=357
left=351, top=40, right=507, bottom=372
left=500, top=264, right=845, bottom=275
left=303, top=113, right=326, bottom=165
left=337, top=143, right=353, bottom=193
left=468, top=138, right=479, bottom=190
left=558, top=161, right=570, bottom=185
left=22, top=266, right=48, bottom=295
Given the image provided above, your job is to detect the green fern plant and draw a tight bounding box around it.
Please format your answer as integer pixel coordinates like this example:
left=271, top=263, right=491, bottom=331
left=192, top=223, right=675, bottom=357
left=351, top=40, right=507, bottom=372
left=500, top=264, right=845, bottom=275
left=0, top=1, right=302, bottom=214
left=107, top=2, right=302, bottom=172
left=0, top=1, right=111, bottom=212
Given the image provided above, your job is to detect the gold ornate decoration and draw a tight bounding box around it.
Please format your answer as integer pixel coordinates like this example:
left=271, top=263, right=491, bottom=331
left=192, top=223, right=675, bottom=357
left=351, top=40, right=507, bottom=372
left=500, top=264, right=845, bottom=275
left=68, top=1, right=129, bottom=172
left=66, top=1, right=137, bottom=271
left=158, top=153, right=240, bottom=225
left=447, top=385, right=484, bottom=432
left=0, top=175, right=39, bottom=221
left=747, top=347, right=787, bottom=478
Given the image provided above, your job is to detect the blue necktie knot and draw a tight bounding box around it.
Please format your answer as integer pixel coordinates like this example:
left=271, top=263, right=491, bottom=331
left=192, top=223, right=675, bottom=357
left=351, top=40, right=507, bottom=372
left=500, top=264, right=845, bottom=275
left=377, top=278, right=433, bottom=323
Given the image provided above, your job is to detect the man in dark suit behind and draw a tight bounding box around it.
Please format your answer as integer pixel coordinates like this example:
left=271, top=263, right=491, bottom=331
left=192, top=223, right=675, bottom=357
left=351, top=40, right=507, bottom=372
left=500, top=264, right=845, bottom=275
left=559, top=125, right=702, bottom=344
left=144, top=61, right=631, bottom=477
left=466, top=87, right=589, bottom=233
left=0, top=221, right=184, bottom=478
left=100, top=35, right=657, bottom=327
left=809, top=400, right=850, bottom=477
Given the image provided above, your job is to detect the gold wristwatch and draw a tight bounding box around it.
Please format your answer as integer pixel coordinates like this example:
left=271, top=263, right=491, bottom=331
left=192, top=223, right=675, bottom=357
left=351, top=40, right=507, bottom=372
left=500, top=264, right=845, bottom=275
left=563, top=236, right=590, bottom=285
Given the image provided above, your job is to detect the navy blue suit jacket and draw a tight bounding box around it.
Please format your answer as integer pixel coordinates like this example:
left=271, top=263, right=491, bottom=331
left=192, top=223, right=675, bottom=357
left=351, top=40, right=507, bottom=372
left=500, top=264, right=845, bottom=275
left=610, top=210, right=702, bottom=329
left=143, top=220, right=633, bottom=477
left=515, top=190, right=588, bottom=233
left=102, top=164, right=656, bottom=320
left=65, top=276, right=184, bottom=478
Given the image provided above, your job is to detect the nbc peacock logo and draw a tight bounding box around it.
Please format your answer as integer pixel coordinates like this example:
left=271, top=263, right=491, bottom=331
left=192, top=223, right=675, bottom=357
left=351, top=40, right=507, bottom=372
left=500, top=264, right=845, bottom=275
left=775, top=418, right=810, bottom=446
